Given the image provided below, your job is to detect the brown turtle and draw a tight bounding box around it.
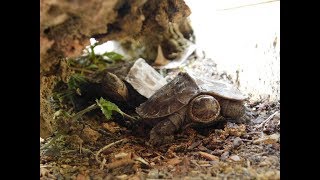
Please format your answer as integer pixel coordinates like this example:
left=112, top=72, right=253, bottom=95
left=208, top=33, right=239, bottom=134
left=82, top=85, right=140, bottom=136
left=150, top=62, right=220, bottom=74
left=136, top=72, right=247, bottom=145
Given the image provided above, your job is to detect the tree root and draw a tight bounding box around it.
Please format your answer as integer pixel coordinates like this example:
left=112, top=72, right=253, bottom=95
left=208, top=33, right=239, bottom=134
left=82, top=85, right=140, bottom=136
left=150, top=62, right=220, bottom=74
left=95, top=139, right=128, bottom=168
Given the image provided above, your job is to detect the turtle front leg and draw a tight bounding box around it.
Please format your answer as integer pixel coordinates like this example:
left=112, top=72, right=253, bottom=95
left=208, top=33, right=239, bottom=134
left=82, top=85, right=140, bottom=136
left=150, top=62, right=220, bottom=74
left=149, top=107, right=187, bottom=146
left=149, top=119, right=176, bottom=146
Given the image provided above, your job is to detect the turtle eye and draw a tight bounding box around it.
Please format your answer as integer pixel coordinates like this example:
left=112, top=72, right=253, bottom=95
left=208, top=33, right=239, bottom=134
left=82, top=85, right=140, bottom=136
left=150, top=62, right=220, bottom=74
left=188, top=95, right=220, bottom=124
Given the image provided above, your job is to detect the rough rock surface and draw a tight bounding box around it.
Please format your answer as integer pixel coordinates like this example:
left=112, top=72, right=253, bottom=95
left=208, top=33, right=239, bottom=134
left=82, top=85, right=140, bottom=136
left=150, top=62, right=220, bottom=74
left=40, top=0, right=192, bottom=75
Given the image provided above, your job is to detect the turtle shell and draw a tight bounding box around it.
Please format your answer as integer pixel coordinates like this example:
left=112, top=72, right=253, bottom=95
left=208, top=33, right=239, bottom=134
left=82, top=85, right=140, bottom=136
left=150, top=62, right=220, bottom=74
left=136, top=72, right=247, bottom=120
left=136, top=72, right=200, bottom=119
left=194, top=77, right=247, bottom=101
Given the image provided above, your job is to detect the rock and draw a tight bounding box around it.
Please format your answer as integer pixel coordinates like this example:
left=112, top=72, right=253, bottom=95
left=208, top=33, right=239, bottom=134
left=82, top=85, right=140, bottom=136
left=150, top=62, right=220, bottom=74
left=253, top=117, right=265, bottom=124
left=125, top=58, right=167, bottom=98
left=220, top=151, right=230, bottom=161
left=40, top=0, right=193, bottom=139
left=233, top=137, right=243, bottom=148
left=229, top=155, right=241, bottom=161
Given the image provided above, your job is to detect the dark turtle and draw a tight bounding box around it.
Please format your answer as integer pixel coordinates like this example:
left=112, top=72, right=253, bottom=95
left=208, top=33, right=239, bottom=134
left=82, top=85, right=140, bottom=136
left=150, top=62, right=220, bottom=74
left=136, top=72, right=246, bottom=145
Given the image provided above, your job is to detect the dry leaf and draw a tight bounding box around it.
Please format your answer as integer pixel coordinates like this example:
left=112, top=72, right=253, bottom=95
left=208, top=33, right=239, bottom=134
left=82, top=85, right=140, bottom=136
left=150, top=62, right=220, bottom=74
left=229, top=155, right=241, bottom=161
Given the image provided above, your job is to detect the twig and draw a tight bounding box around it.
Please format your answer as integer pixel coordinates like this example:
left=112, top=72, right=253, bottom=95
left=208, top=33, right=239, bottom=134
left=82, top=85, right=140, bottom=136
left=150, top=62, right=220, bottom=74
left=71, top=104, right=99, bottom=122
left=100, top=158, right=107, bottom=170
left=122, top=113, right=138, bottom=122
left=255, top=111, right=279, bottom=129
left=95, top=139, right=128, bottom=165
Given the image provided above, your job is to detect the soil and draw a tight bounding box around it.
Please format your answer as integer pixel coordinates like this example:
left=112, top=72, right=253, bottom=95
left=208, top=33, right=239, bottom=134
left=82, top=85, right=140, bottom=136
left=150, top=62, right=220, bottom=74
left=40, top=55, right=280, bottom=179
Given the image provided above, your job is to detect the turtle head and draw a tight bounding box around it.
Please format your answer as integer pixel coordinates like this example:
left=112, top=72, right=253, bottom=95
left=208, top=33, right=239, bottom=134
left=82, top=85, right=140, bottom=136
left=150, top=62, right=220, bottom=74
left=188, top=94, right=220, bottom=124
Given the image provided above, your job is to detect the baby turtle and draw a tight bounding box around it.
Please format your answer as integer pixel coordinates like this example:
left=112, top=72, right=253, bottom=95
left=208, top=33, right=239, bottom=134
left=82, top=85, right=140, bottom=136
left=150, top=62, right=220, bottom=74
left=136, top=72, right=247, bottom=145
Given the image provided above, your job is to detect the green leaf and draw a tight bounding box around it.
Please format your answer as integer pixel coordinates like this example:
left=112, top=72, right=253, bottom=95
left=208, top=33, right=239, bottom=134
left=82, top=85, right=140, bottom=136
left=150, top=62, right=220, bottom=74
left=96, top=97, right=124, bottom=120
left=103, top=52, right=124, bottom=61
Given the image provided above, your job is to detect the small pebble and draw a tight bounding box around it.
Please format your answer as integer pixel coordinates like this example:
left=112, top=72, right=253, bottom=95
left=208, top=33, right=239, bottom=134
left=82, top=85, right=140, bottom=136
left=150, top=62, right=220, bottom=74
left=253, top=117, right=265, bottom=124
left=220, top=151, right=229, bottom=161
left=233, top=137, right=243, bottom=148
left=230, top=155, right=241, bottom=161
